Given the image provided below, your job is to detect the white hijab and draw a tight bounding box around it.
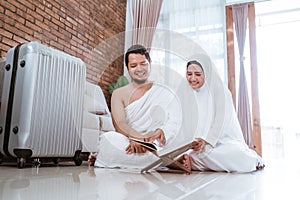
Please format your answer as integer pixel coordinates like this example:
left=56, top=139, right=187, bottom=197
left=194, top=83, right=213, bottom=140
left=186, top=54, right=226, bottom=147
left=159, top=54, right=227, bottom=152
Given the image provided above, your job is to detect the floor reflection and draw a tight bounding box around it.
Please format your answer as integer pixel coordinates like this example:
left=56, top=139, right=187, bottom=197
left=88, top=167, right=261, bottom=200
left=1, top=127, right=300, bottom=200
left=0, top=164, right=263, bottom=200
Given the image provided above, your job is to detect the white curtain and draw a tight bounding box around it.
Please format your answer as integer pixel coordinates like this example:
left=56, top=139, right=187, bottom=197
left=125, top=0, right=163, bottom=51
left=150, top=0, right=227, bottom=83
left=124, top=0, right=163, bottom=80
left=232, top=3, right=253, bottom=147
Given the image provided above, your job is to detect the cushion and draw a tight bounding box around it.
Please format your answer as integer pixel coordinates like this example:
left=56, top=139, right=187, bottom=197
left=82, top=111, right=100, bottom=130
left=100, top=115, right=115, bottom=131
left=84, top=81, right=109, bottom=115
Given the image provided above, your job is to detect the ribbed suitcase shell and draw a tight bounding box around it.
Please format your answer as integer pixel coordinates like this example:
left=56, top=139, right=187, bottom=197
left=0, top=42, right=85, bottom=166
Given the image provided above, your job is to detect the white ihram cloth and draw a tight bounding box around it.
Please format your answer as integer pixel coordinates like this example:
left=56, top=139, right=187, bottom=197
left=187, top=55, right=263, bottom=173
left=94, top=83, right=182, bottom=169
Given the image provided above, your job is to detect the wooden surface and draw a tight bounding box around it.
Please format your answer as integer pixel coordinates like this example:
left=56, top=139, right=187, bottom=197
left=248, top=2, right=262, bottom=156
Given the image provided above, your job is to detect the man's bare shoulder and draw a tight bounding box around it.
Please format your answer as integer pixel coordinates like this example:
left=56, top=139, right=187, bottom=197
left=111, top=84, right=133, bottom=104
left=113, top=84, right=132, bottom=96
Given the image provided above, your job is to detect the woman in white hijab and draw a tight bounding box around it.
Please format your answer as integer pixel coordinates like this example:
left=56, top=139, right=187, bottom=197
left=180, top=60, right=265, bottom=173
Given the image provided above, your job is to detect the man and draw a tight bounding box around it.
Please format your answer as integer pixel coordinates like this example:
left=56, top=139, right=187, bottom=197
left=89, top=44, right=182, bottom=168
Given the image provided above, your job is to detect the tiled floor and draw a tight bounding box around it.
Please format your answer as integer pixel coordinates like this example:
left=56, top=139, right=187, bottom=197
left=1, top=128, right=299, bottom=200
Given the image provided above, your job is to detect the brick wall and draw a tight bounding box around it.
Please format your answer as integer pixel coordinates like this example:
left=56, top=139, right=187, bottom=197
left=0, top=0, right=126, bottom=107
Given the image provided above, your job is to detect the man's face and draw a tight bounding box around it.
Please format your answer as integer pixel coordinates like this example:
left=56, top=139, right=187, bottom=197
left=127, top=53, right=150, bottom=84
left=186, top=64, right=205, bottom=89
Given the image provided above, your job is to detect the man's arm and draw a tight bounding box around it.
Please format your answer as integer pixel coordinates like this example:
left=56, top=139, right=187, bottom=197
left=111, top=87, right=149, bottom=154
left=111, top=87, right=143, bottom=139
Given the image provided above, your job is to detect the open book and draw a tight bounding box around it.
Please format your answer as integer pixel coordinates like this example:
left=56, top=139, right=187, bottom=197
left=130, top=138, right=197, bottom=174
left=129, top=138, right=157, bottom=152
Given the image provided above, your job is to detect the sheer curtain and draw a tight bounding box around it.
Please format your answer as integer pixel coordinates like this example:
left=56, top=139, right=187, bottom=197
left=124, top=0, right=163, bottom=79
left=150, top=0, right=227, bottom=83
left=125, top=0, right=163, bottom=50
left=232, top=4, right=253, bottom=146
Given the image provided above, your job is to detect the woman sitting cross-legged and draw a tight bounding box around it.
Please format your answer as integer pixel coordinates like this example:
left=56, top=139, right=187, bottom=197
left=171, top=58, right=265, bottom=173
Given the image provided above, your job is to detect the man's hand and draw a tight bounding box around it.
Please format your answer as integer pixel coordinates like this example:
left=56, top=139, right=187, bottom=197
left=146, top=129, right=166, bottom=146
left=191, top=138, right=207, bottom=153
left=125, top=140, right=147, bottom=154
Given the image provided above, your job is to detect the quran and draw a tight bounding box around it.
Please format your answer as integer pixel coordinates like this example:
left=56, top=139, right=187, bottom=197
left=129, top=138, right=157, bottom=152
left=129, top=138, right=196, bottom=174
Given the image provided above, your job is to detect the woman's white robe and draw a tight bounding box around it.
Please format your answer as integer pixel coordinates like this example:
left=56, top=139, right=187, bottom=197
left=188, top=68, right=263, bottom=173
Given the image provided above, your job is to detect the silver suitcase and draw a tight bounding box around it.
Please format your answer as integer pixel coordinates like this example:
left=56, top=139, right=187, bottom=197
left=0, top=41, right=86, bottom=168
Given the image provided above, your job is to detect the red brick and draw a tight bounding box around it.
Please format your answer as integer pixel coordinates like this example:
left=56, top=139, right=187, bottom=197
left=58, top=27, right=72, bottom=40
left=13, top=35, right=27, bottom=44
left=33, top=31, right=44, bottom=42
left=3, top=23, right=16, bottom=34
left=59, top=16, right=72, bottom=29
left=50, top=1, right=61, bottom=10
left=2, top=12, right=16, bottom=26
left=24, top=21, right=41, bottom=34
left=26, top=9, right=44, bottom=22
left=57, top=38, right=71, bottom=49
left=30, top=1, right=45, bottom=11
left=45, top=7, right=59, bottom=20
left=2, top=36, right=19, bottom=47
left=35, top=7, right=50, bottom=21
left=24, top=34, right=36, bottom=42
left=35, top=19, right=49, bottom=31
left=50, top=40, right=64, bottom=51
left=0, top=42, right=11, bottom=53
left=15, top=22, right=34, bottom=36
left=3, top=1, right=16, bottom=13
left=0, top=0, right=126, bottom=103
left=71, top=35, right=83, bottom=45
left=77, top=32, right=88, bottom=43
left=51, top=17, right=64, bottom=30
left=65, top=26, right=77, bottom=37
left=0, top=5, right=4, bottom=13
left=66, top=16, right=78, bottom=27
left=0, top=29, right=13, bottom=39
left=16, top=9, right=34, bottom=23
left=18, top=0, right=35, bottom=11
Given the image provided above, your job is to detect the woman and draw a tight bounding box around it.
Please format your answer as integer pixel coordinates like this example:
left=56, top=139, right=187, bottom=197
left=180, top=59, right=264, bottom=173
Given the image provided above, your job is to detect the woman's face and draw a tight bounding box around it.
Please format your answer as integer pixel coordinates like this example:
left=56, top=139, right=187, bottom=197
left=186, top=64, right=205, bottom=89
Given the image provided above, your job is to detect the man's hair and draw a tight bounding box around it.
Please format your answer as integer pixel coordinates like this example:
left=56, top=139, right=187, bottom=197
left=186, top=60, right=204, bottom=71
left=125, top=44, right=151, bottom=67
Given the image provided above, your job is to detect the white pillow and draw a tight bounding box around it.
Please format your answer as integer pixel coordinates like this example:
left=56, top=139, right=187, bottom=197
left=84, top=95, right=106, bottom=115
left=82, top=111, right=100, bottom=130
left=84, top=81, right=109, bottom=115
left=100, top=115, right=115, bottom=131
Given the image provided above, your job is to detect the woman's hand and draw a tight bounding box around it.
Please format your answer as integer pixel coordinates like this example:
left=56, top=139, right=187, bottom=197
left=192, top=138, right=207, bottom=153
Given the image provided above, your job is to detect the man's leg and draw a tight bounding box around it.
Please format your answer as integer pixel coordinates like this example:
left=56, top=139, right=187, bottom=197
left=88, top=153, right=97, bottom=166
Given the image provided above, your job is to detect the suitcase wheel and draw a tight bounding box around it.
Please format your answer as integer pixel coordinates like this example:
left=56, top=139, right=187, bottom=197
left=0, top=153, right=3, bottom=164
left=32, top=158, right=42, bottom=167
left=53, top=158, right=60, bottom=165
left=73, top=150, right=82, bottom=166
left=17, top=157, right=26, bottom=169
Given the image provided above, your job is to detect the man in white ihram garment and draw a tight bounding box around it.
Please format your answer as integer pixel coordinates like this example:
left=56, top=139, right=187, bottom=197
left=90, top=44, right=182, bottom=168
left=175, top=59, right=265, bottom=173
